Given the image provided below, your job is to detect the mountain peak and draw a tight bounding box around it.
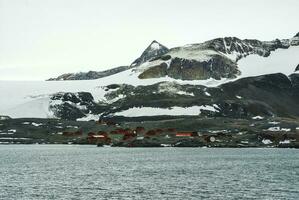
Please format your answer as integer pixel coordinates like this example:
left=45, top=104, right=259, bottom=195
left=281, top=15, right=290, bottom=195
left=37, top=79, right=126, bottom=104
left=131, top=40, right=169, bottom=67
left=147, top=40, right=167, bottom=51
left=149, top=40, right=163, bottom=50
left=294, top=32, right=299, bottom=37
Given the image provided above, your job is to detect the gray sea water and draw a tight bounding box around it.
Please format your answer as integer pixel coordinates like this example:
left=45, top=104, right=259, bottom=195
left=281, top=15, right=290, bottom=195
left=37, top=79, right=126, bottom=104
left=0, top=145, right=298, bottom=200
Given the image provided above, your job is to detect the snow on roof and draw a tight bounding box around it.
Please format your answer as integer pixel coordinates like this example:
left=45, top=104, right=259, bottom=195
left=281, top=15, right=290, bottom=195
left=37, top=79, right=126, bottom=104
left=91, top=135, right=105, bottom=138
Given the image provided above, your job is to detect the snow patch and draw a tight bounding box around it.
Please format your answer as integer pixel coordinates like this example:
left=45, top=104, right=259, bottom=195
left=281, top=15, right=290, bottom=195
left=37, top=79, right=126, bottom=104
left=0, top=137, right=30, bottom=140
left=114, top=105, right=219, bottom=117
left=268, top=121, right=280, bottom=125
left=66, top=125, right=79, bottom=129
left=262, top=139, right=272, bottom=145
left=161, top=144, right=172, bottom=147
left=0, top=132, right=14, bottom=135
left=204, top=91, right=211, bottom=96
left=237, top=46, right=299, bottom=78
left=1, top=97, right=55, bottom=118
left=279, top=140, right=290, bottom=144
left=150, top=42, right=161, bottom=50
left=76, top=114, right=99, bottom=121
left=176, top=91, right=195, bottom=96
left=167, top=47, right=219, bottom=62
left=32, top=122, right=43, bottom=127
left=105, top=94, right=126, bottom=104
left=0, top=116, right=10, bottom=120
left=266, top=127, right=291, bottom=132
left=252, top=116, right=264, bottom=120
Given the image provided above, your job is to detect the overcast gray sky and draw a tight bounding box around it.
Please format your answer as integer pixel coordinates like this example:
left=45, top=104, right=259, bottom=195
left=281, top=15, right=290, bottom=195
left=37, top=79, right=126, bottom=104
left=0, top=0, right=298, bottom=80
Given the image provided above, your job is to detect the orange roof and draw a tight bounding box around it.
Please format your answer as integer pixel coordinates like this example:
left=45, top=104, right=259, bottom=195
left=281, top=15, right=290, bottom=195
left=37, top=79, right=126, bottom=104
left=176, top=133, right=193, bottom=137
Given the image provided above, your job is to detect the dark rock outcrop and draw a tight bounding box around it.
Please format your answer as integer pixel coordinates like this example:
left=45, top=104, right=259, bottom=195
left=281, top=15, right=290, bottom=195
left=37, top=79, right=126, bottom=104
left=50, top=92, right=103, bottom=120
left=47, top=66, right=129, bottom=81
left=139, top=55, right=239, bottom=80
left=219, top=73, right=299, bottom=117
left=289, top=73, right=299, bottom=88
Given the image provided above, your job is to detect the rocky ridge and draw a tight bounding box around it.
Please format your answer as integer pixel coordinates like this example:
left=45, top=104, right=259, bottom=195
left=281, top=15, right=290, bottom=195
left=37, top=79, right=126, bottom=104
left=47, top=66, right=129, bottom=81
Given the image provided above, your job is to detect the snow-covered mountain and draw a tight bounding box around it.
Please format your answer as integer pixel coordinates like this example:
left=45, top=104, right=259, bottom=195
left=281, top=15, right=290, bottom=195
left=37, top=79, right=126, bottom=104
left=49, top=33, right=299, bottom=81
left=135, top=33, right=299, bottom=80
left=0, top=33, right=299, bottom=120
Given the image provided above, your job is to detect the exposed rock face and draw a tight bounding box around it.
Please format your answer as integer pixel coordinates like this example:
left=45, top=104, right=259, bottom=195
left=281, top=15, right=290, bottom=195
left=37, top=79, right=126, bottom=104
left=289, top=73, right=299, bottom=88
left=47, top=66, right=129, bottom=81
left=50, top=92, right=103, bottom=120
left=139, top=55, right=239, bottom=80
left=219, top=73, right=299, bottom=117
left=295, top=64, right=299, bottom=72
left=290, top=33, right=299, bottom=46
left=203, top=37, right=290, bottom=60
left=138, top=63, right=168, bottom=79
left=131, top=40, right=169, bottom=67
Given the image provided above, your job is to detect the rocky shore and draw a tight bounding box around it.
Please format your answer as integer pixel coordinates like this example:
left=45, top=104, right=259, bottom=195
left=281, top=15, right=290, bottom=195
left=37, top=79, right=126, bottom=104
left=0, top=116, right=298, bottom=148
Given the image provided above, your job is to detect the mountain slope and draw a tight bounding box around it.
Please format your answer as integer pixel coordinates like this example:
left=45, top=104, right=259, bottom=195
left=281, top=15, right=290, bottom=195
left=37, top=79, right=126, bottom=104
left=1, top=33, right=299, bottom=120
left=64, top=73, right=299, bottom=120
left=8, top=72, right=298, bottom=120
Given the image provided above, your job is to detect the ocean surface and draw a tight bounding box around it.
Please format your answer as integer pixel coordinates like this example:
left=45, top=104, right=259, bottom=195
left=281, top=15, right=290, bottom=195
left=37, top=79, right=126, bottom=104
left=0, top=145, right=298, bottom=200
